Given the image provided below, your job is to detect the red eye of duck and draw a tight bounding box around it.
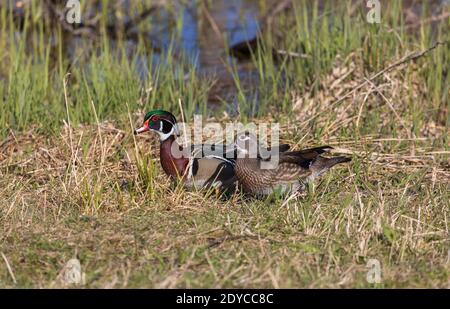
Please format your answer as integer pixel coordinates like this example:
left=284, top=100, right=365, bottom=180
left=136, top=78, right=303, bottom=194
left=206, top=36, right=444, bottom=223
left=151, top=116, right=159, bottom=122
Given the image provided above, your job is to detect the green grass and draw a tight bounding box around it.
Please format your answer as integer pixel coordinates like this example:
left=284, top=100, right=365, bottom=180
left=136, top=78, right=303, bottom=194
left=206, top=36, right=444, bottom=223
left=1, top=1, right=447, bottom=133
left=0, top=1, right=212, bottom=136
left=0, top=0, right=449, bottom=288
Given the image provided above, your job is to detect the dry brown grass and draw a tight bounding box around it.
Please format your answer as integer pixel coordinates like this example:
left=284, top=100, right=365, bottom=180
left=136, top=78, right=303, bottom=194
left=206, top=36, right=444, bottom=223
left=0, top=107, right=448, bottom=287
left=1, top=7, right=449, bottom=285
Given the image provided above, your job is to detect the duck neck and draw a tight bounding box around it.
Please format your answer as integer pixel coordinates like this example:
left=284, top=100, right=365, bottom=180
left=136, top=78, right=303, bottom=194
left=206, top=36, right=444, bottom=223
left=159, top=135, right=189, bottom=179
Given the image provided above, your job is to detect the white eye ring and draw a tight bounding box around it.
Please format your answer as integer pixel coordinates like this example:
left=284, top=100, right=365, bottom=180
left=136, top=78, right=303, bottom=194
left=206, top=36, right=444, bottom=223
left=238, top=134, right=249, bottom=141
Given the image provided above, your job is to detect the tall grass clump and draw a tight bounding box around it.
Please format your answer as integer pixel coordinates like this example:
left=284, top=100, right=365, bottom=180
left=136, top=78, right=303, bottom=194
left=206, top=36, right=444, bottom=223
left=0, top=1, right=448, bottom=133
left=0, top=2, right=210, bottom=137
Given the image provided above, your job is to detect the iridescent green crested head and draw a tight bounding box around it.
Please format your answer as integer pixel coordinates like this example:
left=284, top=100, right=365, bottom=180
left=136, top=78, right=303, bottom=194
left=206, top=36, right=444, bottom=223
left=143, top=110, right=177, bottom=125
left=134, top=110, right=179, bottom=141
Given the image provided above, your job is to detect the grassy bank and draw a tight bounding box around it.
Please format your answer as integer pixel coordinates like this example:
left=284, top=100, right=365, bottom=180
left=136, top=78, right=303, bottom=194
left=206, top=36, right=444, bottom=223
left=1, top=1, right=448, bottom=132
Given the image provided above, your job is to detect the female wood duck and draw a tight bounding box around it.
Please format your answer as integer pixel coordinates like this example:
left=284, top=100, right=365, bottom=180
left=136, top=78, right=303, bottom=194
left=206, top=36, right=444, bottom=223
left=234, top=132, right=351, bottom=198
left=134, top=110, right=237, bottom=192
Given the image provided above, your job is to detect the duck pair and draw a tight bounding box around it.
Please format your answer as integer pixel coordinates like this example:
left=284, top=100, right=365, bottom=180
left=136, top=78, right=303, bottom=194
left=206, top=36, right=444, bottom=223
left=134, top=110, right=351, bottom=198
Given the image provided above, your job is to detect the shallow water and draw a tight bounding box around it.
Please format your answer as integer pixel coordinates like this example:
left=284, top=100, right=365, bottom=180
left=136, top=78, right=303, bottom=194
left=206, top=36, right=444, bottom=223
left=10, top=0, right=450, bottom=110
left=146, top=0, right=268, bottom=108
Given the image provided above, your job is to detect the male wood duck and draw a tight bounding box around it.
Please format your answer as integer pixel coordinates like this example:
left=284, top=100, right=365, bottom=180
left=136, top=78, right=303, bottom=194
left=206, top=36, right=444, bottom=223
left=234, top=132, right=351, bottom=198
left=134, top=110, right=238, bottom=192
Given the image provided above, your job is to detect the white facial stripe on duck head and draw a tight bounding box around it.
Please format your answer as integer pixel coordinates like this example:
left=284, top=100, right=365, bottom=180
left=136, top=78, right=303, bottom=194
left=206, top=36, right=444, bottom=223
left=156, top=126, right=175, bottom=141
left=152, top=119, right=178, bottom=142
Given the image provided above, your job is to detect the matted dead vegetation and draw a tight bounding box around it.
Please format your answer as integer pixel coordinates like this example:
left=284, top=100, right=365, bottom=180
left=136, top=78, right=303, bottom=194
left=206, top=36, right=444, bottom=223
left=0, top=0, right=449, bottom=289
left=0, top=102, right=448, bottom=287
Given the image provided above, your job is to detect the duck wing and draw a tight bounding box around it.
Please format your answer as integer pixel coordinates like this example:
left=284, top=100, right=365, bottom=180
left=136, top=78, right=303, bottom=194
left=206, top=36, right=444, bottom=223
left=265, top=144, right=290, bottom=153
left=257, top=143, right=290, bottom=161
left=191, top=142, right=290, bottom=162
left=279, top=146, right=333, bottom=168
